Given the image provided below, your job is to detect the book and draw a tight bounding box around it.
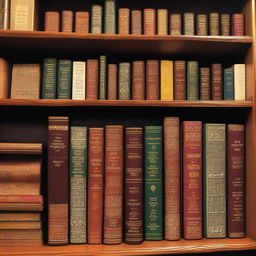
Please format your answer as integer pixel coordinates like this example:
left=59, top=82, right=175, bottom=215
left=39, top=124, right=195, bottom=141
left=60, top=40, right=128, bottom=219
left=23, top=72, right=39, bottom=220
left=42, top=58, right=57, bottom=99
left=75, top=12, right=89, bottom=33
left=104, top=125, right=123, bottom=245
left=0, top=0, right=9, bottom=29
left=170, top=14, right=181, bottom=35
left=0, top=143, right=42, bottom=154
left=164, top=117, right=180, bottom=240
left=183, top=121, right=202, bottom=240
left=203, top=123, right=226, bottom=238
left=144, top=9, right=156, bottom=35
left=118, top=8, right=130, bottom=34
left=157, top=9, right=168, bottom=35
left=144, top=126, right=163, bottom=240
left=211, top=63, right=223, bottom=100
left=131, top=10, right=142, bottom=35
left=221, top=14, right=230, bottom=36
left=72, top=61, right=86, bottom=100
left=0, top=229, right=42, bottom=240
left=57, top=60, right=72, bottom=99
left=161, top=60, right=173, bottom=100
left=187, top=61, right=199, bottom=100
left=119, top=62, right=131, bottom=100
left=0, top=213, right=40, bottom=222
left=91, top=5, right=102, bottom=34
left=108, top=64, right=117, bottom=99
left=224, top=67, right=234, bottom=100
left=86, top=59, right=99, bottom=100
left=232, top=14, right=245, bottom=36
left=62, top=10, right=73, bottom=32
left=48, top=116, right=69, bottom=245
left=11, top=64, right=40, bottom=99
left=227, top=124, right=245, bottom=238
left=99, top=55, right=107, bottom=100
left=200, top=67, right=210, bottom=100
left=132, top=61, right=145, bottom=100
left=88, top=128, right=104, bottom=244
left=70, top=127, right=87, bottom=244
left=0, top=221, right=41, bottom=230
left=234, top=64, right=246, bottom=100
left=104, top=0, right=116, bottom=34
left=209, top=13, right=219, bottom=36
left=124, top=127, right=143, bottom=244
left=146, top=60, right=159, bottom=100
left=44, top=11, right=59, bottom=32
left=174, top=61, right=186, bottom=100
left=0, top=58, right=9, bottom=98
left=184, top=12, right=194, bottom=35
left=197, top=14, right=207, bottom=36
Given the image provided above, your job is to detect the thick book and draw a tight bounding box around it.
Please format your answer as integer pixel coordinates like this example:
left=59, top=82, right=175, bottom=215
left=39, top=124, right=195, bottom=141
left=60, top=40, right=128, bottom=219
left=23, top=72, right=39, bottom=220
left=164, top=117, right=180, bottom=240
left=104, top=0, right=116, bottom=34
left=144, top=126, right=163, bottom=241
left=99, top=55, right=107, bottom=100
left=91, top=5, right=102, bottom=34
left=170, top=14, right=181, bottom=35
left=224, top=67, right=234, bottom=100
left=86, top=59, right=99, bottom=100
left=0, top=0, right=9, bottom=29
left=183, top=121, right=202, bottom=240
left=146, top=60, right=159, bottom=100
left=104, top=125, right=123, bottom=244
left=209, top=13, right=219, bottom=36
left=0, top=58, right=9, bottom=98
left=132, top=61, right=145, bottom=100
left=161, top=60, right=173, bottom=100
left=232, top=14, right=245, bottom=36
left=204, top=123, right=226, bottom=238
left=88, top=128, right=104, bottom=244
left=197, top=14, right=207, bottom=36
left=200, top=67, right=210, bottom=100
left=42, top=58, right=57, bottom=99
left=62, top=10, right=73, bottom=32
left=48, top=116, right=69, bottom=245
left=0, top=221, right=41, bottom=230
left=227, top=124, right=245, bottom=238
left=174, top=61, right=186, bottom=100
left=125, top=127, right=143, bottom=244
left=144, top=9, right=156, bottom=35
left=57, top=60, right=72, bottom=99
left=184, top=13, right=194, bottom=35
left=131, top=10, right=142, bottom=35
left=0, top=212, right=40, bottom=222
left=157, top=9, right=168, bottom=35
left=108, top=64, right=117, bottom=99
left=187, top=61, right=199, bottom=100
left=119, top=62, right=131, bottom=100
left=221, top=14, right=230, bottom=36
left=211, top=64, right=223, bottom=100
left=234, top=64, right=246, bottom=100
left=75, top=12, right=89, bottom=33
left=70, top=127, right=87, bottom=244
left=44, top=11, right=59, bottom=32
left=72, top=61, right=86, bottom=100
left=118, top=8, right=129, bottom=34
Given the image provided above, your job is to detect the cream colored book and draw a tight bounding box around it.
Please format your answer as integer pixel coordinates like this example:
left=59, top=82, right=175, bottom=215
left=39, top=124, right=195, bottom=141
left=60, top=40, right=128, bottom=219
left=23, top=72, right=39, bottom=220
left=72, top=61, right=86, bottom=100
left=234, top=64, right=246, bottom=100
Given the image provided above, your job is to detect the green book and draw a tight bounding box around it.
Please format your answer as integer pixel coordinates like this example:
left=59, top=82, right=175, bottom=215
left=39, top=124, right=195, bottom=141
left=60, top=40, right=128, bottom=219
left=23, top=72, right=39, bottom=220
left=144, top=126, right=163, bottom=240
left=70, top=126, right=87, bottom=244
left=187, top=61, right=199, bottom=100
left=99, top=55, right=107, bottom=100
left=57, top=60, right=72, bottom=99
left=42, top=58, right=57, bottom=99
left=118, top=62, right=131, bottom=100
left=91, top=5, right=102, bottom=34
left=104, top=0, right=116, bottom=34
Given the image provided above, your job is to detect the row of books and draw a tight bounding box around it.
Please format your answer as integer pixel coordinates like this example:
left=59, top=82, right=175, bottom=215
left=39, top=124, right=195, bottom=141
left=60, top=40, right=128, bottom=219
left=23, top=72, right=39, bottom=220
left=48, top=116, right=245, bottom=245
left=1, top=57, right=246, bottom=101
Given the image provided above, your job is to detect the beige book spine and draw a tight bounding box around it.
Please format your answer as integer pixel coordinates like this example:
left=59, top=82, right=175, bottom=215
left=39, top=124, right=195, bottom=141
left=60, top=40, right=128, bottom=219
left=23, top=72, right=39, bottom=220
left=157, top=9, right=168, bottom=35
left=234, top=64, right=246, bottom=100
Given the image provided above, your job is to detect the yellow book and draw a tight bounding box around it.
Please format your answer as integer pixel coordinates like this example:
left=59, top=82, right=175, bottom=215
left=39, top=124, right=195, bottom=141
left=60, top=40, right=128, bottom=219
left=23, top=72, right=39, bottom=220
left=161, top=60, right=173, bottom=100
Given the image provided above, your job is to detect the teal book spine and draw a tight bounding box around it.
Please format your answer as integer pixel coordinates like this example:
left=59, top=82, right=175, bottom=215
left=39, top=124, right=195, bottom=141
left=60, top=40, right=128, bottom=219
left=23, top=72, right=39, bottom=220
left=57, top=60, right=72, bottom=99
left=144, top=126, right=163, bottom=240
left=104, top=0, right=116, bottom=34
left=224, top=67, right=234, bottom=100
left=99, top=55, right=107, bottom=99
left=187, top=61, right=199, bottom=100
left=42, top=58, right=57, bottom=99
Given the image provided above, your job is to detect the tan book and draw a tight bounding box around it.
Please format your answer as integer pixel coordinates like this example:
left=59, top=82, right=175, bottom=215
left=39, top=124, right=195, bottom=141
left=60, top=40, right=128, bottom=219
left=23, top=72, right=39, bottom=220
left=0, top=229, right=42, bottom=240
left=184, top=12, right=194, bottom=35
left=75, top=12, right=89, bottom=33
left=62, top=10, right=73, bottom=32
left=131, top=10, right=142, bottom=35
left=157, top=9, right=168, bottom=35
left=0, top=58, right=9, bottom=98
left=210, top=13, right=219, bottom=36
left=44, top=11, right=59, bottom=32
left=0, top=212, right=40, bottom=222
left=11, top=64, right=40, bottom=99
left=144, top=9, right=156, bottom=35
left=0, top=0, right=10, bottom=29
left=221, top=14, right=230, bottom=36
left=197, top=14, right=208, bottom=36
left=0, top=239, right=42, bottom=246
left=161, top=60, right=173, bottom=100
left=0, top=143, right=42, bottom=154
left=118, top=8, right=130, bottom=34
left=170, top=14, right=181, bottom=35
left=0, top=221, right=41, bottom=230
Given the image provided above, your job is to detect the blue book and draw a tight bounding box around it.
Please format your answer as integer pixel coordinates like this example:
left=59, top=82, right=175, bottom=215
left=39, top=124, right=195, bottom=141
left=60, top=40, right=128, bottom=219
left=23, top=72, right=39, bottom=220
left=224, top=67, right=234, bottom=100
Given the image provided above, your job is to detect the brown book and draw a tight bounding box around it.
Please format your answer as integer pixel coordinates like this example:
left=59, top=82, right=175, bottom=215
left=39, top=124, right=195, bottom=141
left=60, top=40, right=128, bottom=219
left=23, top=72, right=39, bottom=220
left=197, top=14, right=208, bottom=36
left=0, top=221, right=41, bottom=230
left=184, top=12, right=194, bottom=35
left=0, top=229, right=42, bottom=240
left=0, top=212, right=40, bottom=222
left=75, top=12, right=89, bottom=33
left=144, top=9, right=156, bottom=35
left=164, top=117, right=181, bottom=240
left=157, top=9, right=168, bottom=35
left=232, top=14, right=245, bottom=36
left=174, top=61, right=186, bottom=100
left=0, top=143, right=42, bottom=154
left=118, top=8, right=130, bottom=34
left=221, top=14, right=230, bottom=36
left=124, top=127, right=143, bottom=244
left=210, top=13, right=219, bottom=36
left=86, top=59, right=99, bottom=100
left=132, top=61, right=145, bottom=100
left=104, top=125, right=123, bottom=245
left=48, top=116, right=69, bottom=245
left=131, top=10, right=142, bottom=35
left=170, top=14, right=181, bottom=35
left=146, top=60, right=159, bottom=100
left=211, top=64, right=223, bottom=100
left=228, top=124, right=245, bottom=238
left=44, top=11, right=59, bottom=32
left=0, top=239, right=42, bottom=246
left=62, top=10, right=73, bottom=32
left=200, top=67, right=210, bottom=100
left=108, top=64, right=117, bottom=100
left=88, top=128, right=104, bottom=244
left=0, top=58, right=9, bottom=98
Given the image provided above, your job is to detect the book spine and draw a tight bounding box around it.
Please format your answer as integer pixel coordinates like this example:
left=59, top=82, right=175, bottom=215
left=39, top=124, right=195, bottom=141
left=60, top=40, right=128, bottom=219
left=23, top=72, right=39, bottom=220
left=144, top=126, right=163, bottom=240
left=88, top=128, right=104, bottom=244
left=48, top=116, right=69, bottom=245
left=104, top=0, right=116, bottom=34
left=183, top=121, right=202, bottom=240
left=0, top=58, right=9, bottom=98
left=44, top=12, right=60, bottom=32
left=57, top=60, right=72, bottom=99
left=62, top=10, right=73, bottom=32
left=174, top=60, right=186, bottom=100
left=187, top=61, right=199, bottom=100
left=0, top=221, right=41, bottom=230
left=0, top=195, right=43, bottom=203
left=0, top=212, right=40, bottom=222
left=157, top=9, right=168, bottom=35
left=146, top=60, right=159, bottom=100
left=0, top=0, right=9, bottom=29
left=234, top=64, right=246, bottom=100
left=132, top=61, right=145, bottom=100
left=70, top=126, right=87, bottom=244
left=107, top=64, right=117, bottom=100
left=131, top=10, right=142, bottom=35
left=227, top=124, right=245, bottom=238
left=184, top=12, right=194, bottom=35
left=221, top=14, right=230, bottom=36
left=104, top=125, right=123, bottom=244
left=118, top=62, right=131, bottom=100
left=86, top=59, right=99, bottom=100
left=196, top=14, right=207, bottom=36
left=170, top=14, right=181, bottom=35
left=99, top=55, right=107, bottom=100
left=125, top=127, right=143, bottom=244
left=224, top=67, right=234, bottom=100
left=118, top=8, right=129, bottom=34
left=200, top=67, right=210, bottom=100
left=75, top=12, right=89, bottom=33
left=164, top=117, right=180, bottom=240
left=204, top=124, right=226, bottom=238
left=161, top=60, right=173, bottom=100
left=209, top=13, right=219, bottom=36
left=72, top=61, right=86, bottom=100
left=232, top=14, right=245, bottom=36
left=91, top=5, right=102, bottom=34
left=211, top=63, right=223, bottom=100
left=144, top=9, right=156, bottom=35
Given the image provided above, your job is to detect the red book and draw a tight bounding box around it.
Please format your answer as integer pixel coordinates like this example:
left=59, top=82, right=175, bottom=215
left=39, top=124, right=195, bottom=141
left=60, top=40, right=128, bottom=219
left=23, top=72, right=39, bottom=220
left=232, top=14, right=245, bottom=36
left=75, top=12, right=89, bottom=33
left=200, top=67, right=210, bottom=100
left=183, top=121, right=202, bottom=240
left=108, top=64, right=117, bottom=100
left=104, top=125, right=123, bottom=245
left=146, top=60, right=159, bottom=100
left=174, top=61, right=186, bottom=100
left=62, top=10, right=73, bottom=32
left=211, top=64, right=223, bottom=100
left=44, top=12, right=60, bottom=32
left=131, top=10, right=142, bottom=35
left=164, top=117, right=181, bottom=240
left=132, top=61, right=145, bottom=100
left=227, top=124, right=245, bottom=238
left=144, top=9, right=156, bottom=35
left=88, top=128, right=104, bottom=244
left=86, top=59, right=99, bottom=100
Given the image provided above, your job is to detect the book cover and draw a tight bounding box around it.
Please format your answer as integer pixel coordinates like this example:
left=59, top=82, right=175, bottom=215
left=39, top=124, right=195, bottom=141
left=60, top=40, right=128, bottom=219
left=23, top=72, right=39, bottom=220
left=132, top=61, right=145, bottom=100
left=187, top=61, right=199, bottom=100
left=44, top=11, right=59, bottom=32
left=131, top=10, right=142, bottom=35
left=119, top=62, right=131, bottom=100
left=57, top=60, right=72, bottom=99
left=146, top=60, right=159, bottom=100
left=72, top=61, right=86, bottom=100
left=108, top=64, right=117, bottom=100
left=211, top=63, right=223, bottom=100
left=221, top=14, right=230, bottom=36
left=174, top=60, right=186, bottom=100
left=75, top=12, right=89, bottom=33
left=161, top=60, right=173, bottom=100
left=104, top=0, right=116, bottom=34
left=118, top=8, right=129, bottom=34
left=224, top=67, right=234, bottom=100
left=86, top=59, right=99, bottom=100
left=234, top=64, right=246, bottom=100
left=209, top=13, right=219, bottom=36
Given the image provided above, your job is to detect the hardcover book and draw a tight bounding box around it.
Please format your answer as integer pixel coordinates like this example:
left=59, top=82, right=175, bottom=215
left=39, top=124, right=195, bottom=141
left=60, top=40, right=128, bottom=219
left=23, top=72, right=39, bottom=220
left=44, top=11, right=59, bottom=32
left=144, top=9, right=156, bottom=35
left=91, top=5, right=102, bottom=34
left=209, top=13, right=219, bottom=36
left=75, top=12, right=89, bottom=33
left=221, top=14, right=230, bottom=36
left=86, top=59, right=99, bottom=100
left=211, top=63, right=223, bottom=100
left=0, top=0, right=9, bottom=29
left=62, top=10, right=73, bottom=32
left=118, top=8, right=129, bottom=34
left=146, top=60, right=159, bottom=100
left=72, top=61, right=86, bottom=100
left=170, top=14, right=181, bottom=35
left=57, top=60, right=72, bottom=99
left=197, top=14, right=207, bottom=36
left=119, top=62, right=131, bottom=100
left=234, top=64, right=245, bottom=100
left=104, top=0, right=116, bottom=34
left=184, top=12, right=194, bottom=35
left=99, top=55, right=107, bottom=100
left=174, top=61, right=186, bottom=100
left=200, top=67, right=210, bottom=100
left=131, top=10, right=142, bottom=35
left=108, top=64, right=117, bottom=100
left=232, top=14, right=245, bottom=36
left=0, top=58, right=9, bottom=98
left=157, top=9, right=168, bottom=35
left=161, top=60, right=173, bottom=100
left=132, top=61, right=145, bottom=100
left=224, top=67, right=234, bottom=100
left=187, top=61, right=199, bottom=100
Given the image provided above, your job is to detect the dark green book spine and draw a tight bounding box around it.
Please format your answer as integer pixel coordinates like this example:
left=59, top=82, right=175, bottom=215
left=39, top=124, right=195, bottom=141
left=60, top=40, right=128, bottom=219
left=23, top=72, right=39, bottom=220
left=99, top=55, right=107, bottom=99
left=224, top=67, right=234, bottom=100
left=144, top=126, right=163, bottom=240
left=187, top=61, right=199, bottom=100
left=104, top=0, right=116, bottom=34
left=118, top=62, right=131, bottom=100
left=42, top=58, right=57, bottom=99
left=57, top=60, right=72, bottom=99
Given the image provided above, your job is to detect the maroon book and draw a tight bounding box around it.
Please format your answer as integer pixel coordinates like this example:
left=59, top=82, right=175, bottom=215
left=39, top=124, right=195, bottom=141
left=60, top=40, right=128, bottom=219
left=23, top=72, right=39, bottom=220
left=227, top=124, right=245, bottom=238
left=174, top=61, right=186, bottom=100
left=232, top=14, right=245, bottom=36
left=146, top=60, right=159, bottom=100
left=86, top=59, right=99, bottom=100
left=211, top=64, right=223, bottom=100
left=183, top=121, right=202, bottom=240
left=108, top=64, right=117, bottom=100
left=200, top=67, right=210, bottom=100
left=132, top=61, right=145, bottom=100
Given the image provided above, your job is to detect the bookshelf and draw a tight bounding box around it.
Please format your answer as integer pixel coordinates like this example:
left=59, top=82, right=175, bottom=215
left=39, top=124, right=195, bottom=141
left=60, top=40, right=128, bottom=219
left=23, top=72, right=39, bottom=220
left=0, top=0, right=255, bottom=255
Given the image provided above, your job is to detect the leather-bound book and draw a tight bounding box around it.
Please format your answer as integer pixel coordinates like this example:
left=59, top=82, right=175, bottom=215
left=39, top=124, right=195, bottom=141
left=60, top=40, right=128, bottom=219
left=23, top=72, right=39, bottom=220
left=104, top=0, right=116, bottom=34
left=174, top=60, right=186, bottom=100
left=187, top=61, right=199, bottom=100
left=184, top=13, right=194, bottom=35
left=44, top=11, right=59, bottom=32
left=72, top=61, right=86, bottom=100
left=221, top=14, right=230, bottom=36
left=224, top=67, right=234, bottom=100
left=232, top=14, right=245, bottom=36
left=200, top=67, right=210, bottom=100
left=211, top=63, right=223, bottom=100
left=0, top=58, right=9, bottom=98
left=132, top=61, right=145, bottom=100
left=144, top=9, right=156, bottom=35
left=91, top=5, right=102, bottom=34
left=209, top=13, right=219, bottom=36
left=170, top=14, right=181, bottom=35
left=157, top=9, right=168, bottom=35
left=161, top=60, right=173, bottom=100
left=0, top=212, right=40, bottom=222
left=0, top=221, right=41, bottom=230
left=62, top=10, right=73, bottom=32
left=118, top=62, right=131, bottom=100
left=108, top=64, right=117, bottom=100
left=118, top=8, right=129, bottom=34
left=131, top=10, right=142, bottom=35
left=0, top=0, right=9, bottom=29
left=86, top=59, right=99, bottom=100
left=75, top=12, right=89, bottom=33
left=57, top=60, right=72, bottom=99
left=197, top=14, right=208, bottom=36
left=99, top=55, right=107, bottom=100
left=146, top=60, right=159, bottom=100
